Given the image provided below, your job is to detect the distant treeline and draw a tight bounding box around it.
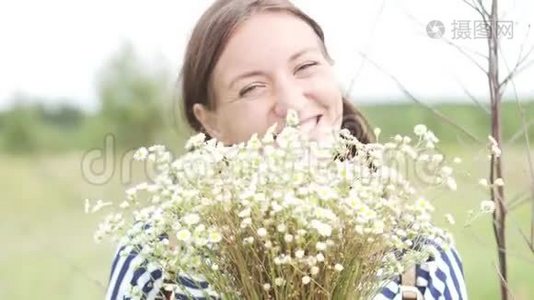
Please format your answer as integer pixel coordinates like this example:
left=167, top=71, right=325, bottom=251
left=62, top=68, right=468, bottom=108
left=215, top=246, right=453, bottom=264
left=0, top=100, right=188, bottom=154
left=0, top=44, right=191, bottom=155
left=1, top=100, right=532, bottom=155
left=0, top=44, right=532, bottom=155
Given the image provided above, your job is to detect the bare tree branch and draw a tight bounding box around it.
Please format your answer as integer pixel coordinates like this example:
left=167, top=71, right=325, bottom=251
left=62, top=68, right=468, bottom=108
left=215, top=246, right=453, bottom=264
left=480, top=0, right=510, bottom=298
left=493, top=262, right=516, bottom=300
left=513, top=87, right=534, bottom=253
left=344, top=0, right=386, bottom=99
left=506, top=191, right=532, bottom=211
left=500, top=56, right=534, bottom=89
left=507, top=119, right=534, bottom=144
left=455, top=78, right=491, bottom=114
left=462, top=0, right=490, bottom=22
left=357, top=51, right=483, bottom=144
left=519, top=229, right=534, bottom=253
left=442, top=38, right=488, bottom=74
left=499, top=39, right=534, bottom=250
left=475, top=0, right=491, bottom=17
left=400, top=8, right=488, bottom=73
left=461, top=227, right=534, bottom=263
left=499, top=24, right=534, bottom=89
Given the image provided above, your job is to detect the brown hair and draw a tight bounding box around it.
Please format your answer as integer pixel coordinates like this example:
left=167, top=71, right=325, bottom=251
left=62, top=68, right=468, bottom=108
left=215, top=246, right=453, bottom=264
left=180, top=0, right=375, bottom=144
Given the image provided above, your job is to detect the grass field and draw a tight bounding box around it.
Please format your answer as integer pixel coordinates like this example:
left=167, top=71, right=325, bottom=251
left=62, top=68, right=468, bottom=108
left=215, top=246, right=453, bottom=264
left=1, top=143, right=533, bottom=299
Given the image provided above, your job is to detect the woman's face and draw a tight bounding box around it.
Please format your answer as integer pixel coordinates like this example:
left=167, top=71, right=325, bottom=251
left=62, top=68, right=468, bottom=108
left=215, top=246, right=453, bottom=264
left=193, top=12, right=343, bottom=145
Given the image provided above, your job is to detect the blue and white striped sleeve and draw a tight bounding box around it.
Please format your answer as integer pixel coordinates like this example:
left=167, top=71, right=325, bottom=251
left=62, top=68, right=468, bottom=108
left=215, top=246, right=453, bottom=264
left=105, top=245, right=165, bottom=300
left=375, top=242, right=468, bottom=300
left=105, top=244, right=218, bottom=300
left=418, top=243, right=468, bottom=299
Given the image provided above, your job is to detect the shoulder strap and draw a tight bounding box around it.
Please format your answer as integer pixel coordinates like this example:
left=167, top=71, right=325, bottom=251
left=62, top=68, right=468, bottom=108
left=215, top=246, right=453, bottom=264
left=400, top=265, right=420, bottom=300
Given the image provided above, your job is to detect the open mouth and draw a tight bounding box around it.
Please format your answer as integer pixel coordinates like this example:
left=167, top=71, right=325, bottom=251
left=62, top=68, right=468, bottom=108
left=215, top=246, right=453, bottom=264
left=272, top=115, right=323, bottom=140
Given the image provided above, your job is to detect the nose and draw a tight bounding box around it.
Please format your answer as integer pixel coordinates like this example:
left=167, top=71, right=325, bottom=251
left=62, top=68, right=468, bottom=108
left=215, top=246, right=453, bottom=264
left=273, top=78, right=308, bottom=119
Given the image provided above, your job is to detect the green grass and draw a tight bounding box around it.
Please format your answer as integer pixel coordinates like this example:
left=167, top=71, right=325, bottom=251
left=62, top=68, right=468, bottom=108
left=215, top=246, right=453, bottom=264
left=428, top=145, right=534, bottom=300
left=0, top=144, right=533, bottom=299
left=0, top=153, right=116, bottom=299
left=360, top=101, right=534, bottom=145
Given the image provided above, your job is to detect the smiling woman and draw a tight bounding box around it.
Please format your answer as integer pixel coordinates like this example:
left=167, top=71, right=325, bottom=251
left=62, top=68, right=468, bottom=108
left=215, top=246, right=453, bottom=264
left=180, top=0, right=374, bottom=146
left=191, top=11, right=344, bottom=145
left=104, top=0, right=467, bottom=299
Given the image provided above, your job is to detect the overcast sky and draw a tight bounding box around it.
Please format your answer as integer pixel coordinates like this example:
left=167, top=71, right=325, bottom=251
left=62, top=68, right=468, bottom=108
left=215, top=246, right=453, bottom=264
left=0, top=0, right=533, bottom=111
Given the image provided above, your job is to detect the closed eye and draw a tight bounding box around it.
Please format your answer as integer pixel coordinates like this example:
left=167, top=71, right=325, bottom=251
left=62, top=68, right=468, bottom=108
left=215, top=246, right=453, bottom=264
left=295, top=62, right=318, bottom=73
left=239, top=84, right=264, bottom=98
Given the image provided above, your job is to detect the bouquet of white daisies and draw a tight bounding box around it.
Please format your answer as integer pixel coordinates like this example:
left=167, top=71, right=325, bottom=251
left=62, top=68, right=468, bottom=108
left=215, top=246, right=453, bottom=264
left=92, top=110, right=457, bottom=299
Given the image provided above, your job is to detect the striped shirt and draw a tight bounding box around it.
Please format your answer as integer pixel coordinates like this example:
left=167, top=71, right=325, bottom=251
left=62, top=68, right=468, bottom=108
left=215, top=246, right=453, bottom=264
left=105, top=239, right=467, bottom=300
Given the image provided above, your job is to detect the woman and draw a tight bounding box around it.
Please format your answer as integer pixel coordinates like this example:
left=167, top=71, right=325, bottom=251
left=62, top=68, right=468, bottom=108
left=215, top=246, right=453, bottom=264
left=106, top=0, right=468, bottom=299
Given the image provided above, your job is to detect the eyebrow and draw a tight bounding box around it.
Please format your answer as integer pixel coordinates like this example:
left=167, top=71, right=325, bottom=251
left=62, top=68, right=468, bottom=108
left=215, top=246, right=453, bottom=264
left=228, top=47, right=320, bottom=89
left=228, top=70, right=266, bottom=90
left=289, top=47, right=319, bottom=62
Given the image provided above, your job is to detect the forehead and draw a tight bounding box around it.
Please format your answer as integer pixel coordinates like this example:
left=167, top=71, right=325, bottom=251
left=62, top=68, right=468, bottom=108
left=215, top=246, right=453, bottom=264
left=213, top=12, right=322, bottom=81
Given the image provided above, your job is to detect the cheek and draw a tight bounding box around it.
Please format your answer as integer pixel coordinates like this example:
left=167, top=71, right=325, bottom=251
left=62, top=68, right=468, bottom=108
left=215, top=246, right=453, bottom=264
left=218, top=101, right=274, bottom=142
left=307, top=76, right=343, bottom=130
left=308, top=74, right=343, bottom=112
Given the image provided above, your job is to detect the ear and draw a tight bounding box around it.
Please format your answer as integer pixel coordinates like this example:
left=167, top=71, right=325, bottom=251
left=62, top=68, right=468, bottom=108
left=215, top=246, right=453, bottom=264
left=193, top=103, right=221, bottom=140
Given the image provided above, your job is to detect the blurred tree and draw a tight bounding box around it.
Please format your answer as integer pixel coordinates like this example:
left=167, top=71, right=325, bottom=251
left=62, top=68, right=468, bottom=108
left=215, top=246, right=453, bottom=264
left=1, top=102, right=41, bottom=153
left=37, top=102, right=84, bottom=128
left=97, top=43, right=170, bottom=150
